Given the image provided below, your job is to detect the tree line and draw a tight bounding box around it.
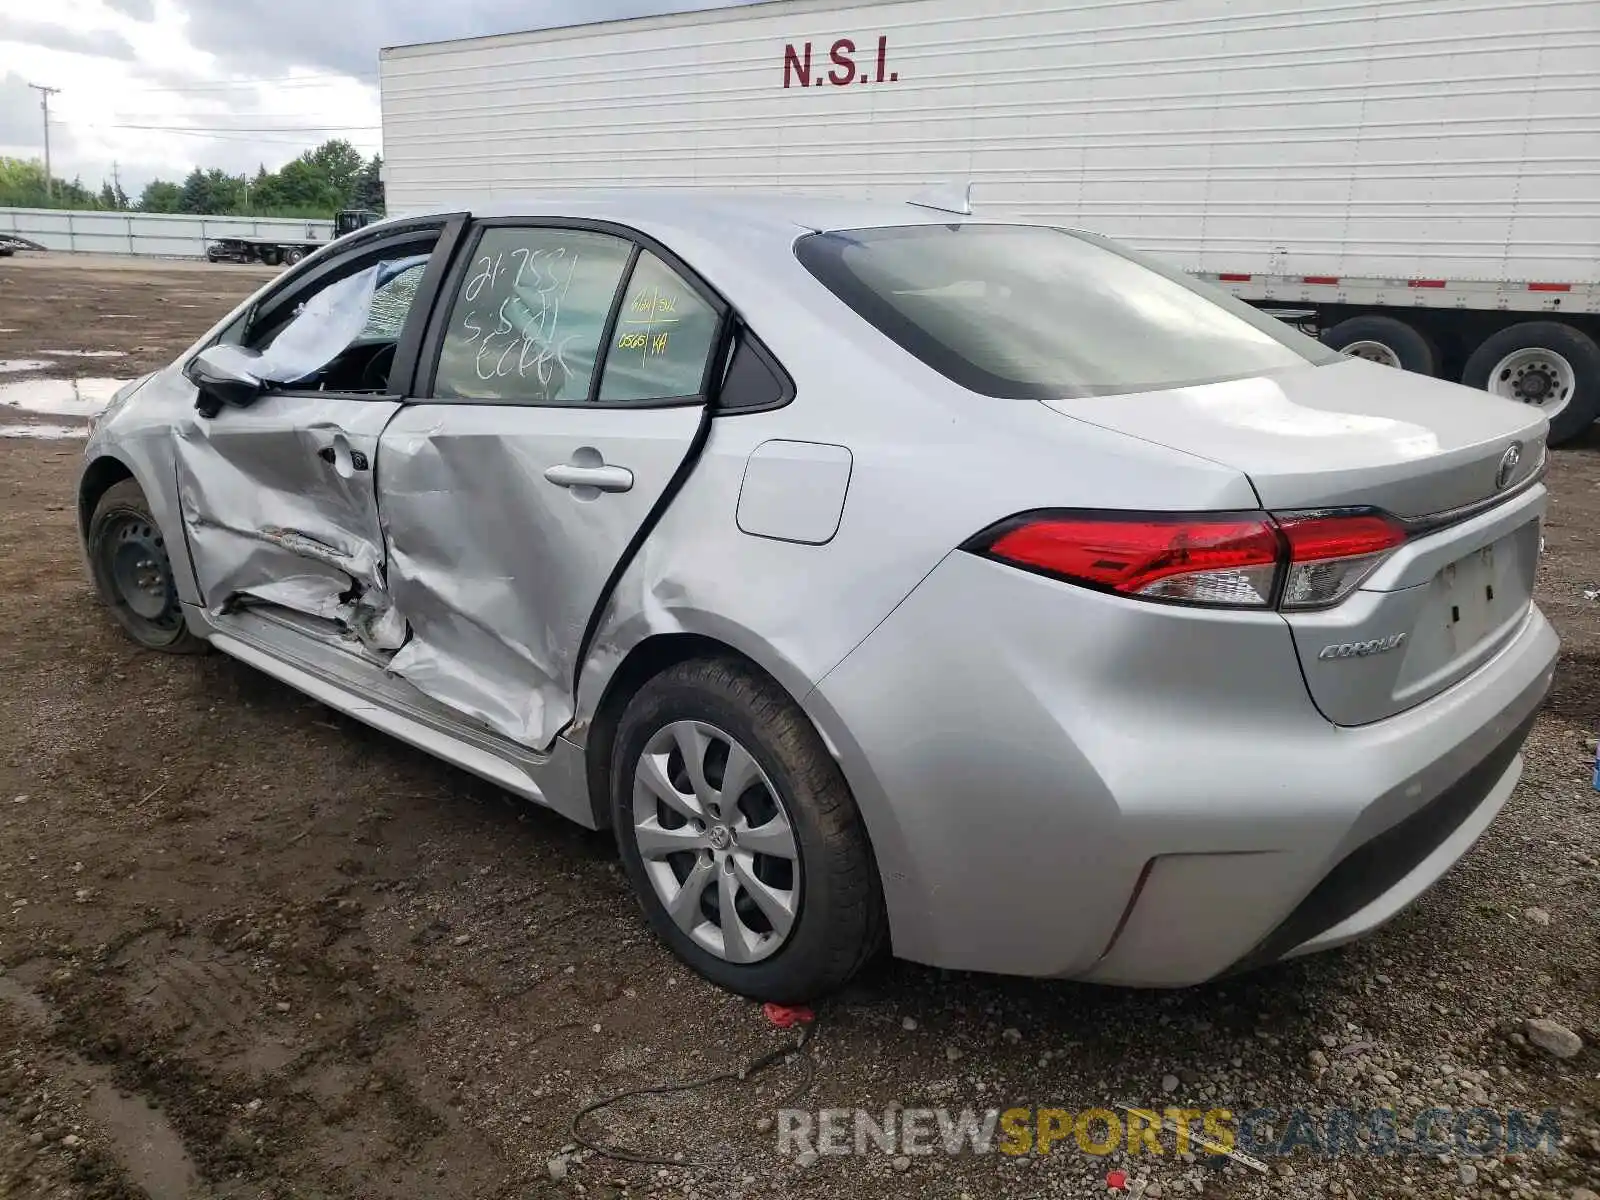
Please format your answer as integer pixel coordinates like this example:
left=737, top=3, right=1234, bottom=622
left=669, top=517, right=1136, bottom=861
left=0, top=140, right=384, bottom=220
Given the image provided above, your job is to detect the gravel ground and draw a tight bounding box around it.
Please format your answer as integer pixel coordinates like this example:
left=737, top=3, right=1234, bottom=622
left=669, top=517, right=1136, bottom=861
left=0, top=257, right=1596, bottom=1200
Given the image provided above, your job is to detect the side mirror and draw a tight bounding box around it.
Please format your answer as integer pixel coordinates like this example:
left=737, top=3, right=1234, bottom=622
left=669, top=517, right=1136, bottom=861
left=184, top=345, right=264, bottom=416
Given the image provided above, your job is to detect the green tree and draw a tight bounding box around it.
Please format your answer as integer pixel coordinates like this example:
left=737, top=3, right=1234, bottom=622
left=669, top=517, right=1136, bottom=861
left=307, top=139, right=365, bottom=202
left=244, top=164, right=272, bottom=213
left=130, top=138, right=381, bottom=220
left=179, top=167, right=249, bottom=215
left=256, top=157, right=342, bottom=214
left=0, top=157, right=101, bottom=209
left=139, top=179, right=183, bottom=213
left=0, top=157, right=50, bottom=207
left=352, top=154, right=385, bottom=213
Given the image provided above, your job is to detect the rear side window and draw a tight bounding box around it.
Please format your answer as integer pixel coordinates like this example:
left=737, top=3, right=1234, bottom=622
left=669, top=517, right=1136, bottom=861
left=434, top=227, right=634, bottom=403
left=598, top=251, right=720, bottom=402
left=795, top=224, right=1340, bottom=399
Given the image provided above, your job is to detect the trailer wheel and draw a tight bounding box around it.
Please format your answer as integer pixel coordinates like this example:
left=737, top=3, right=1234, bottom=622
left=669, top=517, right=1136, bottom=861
left=1321, top=315, right=1438, bottom=376
left=284, top=247, right=307, bottom=266
left=260, top=248, right=281, bottom=267
left=1463, top=322, right=1600, bottom=445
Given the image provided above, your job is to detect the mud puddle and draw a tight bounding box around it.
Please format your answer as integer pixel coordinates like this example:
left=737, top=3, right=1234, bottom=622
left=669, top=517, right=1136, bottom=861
left=0, top=375, right=128, bottom=417
left=0, top=423, right=91, bottom=438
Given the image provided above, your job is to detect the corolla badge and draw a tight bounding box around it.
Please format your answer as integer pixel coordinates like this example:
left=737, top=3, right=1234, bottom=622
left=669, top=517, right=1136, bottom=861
left=1496, top=444, right=1521, bottom=490
left=1318, top=633, right=1407, bottom=661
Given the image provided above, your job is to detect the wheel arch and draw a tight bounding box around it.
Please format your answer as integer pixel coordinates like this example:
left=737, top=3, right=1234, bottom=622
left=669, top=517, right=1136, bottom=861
left=78, top=446, right=204, bottom=609
left=578, top=630, right=820, bottom=830
left=574, top=623, right=910, bottom=957
left=77, top=453, right=135, bottom=540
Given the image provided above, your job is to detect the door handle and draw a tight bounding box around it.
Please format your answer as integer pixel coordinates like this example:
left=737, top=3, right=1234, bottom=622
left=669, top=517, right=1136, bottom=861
left=544, top=463, right=634, bottom=493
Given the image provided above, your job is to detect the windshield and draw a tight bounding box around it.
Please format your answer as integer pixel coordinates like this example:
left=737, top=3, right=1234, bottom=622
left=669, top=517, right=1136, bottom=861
left=795, top=224, right=1340, bottom=399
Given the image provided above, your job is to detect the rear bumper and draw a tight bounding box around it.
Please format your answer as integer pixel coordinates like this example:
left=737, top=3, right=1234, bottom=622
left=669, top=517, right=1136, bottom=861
left=1230, top=710, right=1531, bottom=973
left=806, top=550, right=1558, bottom=983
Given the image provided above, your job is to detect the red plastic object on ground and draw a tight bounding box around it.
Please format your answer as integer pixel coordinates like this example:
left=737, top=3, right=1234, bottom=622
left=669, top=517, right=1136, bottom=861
left=1106, top=1168, right=1129, bottom=1191
left=762, top=1002, right=815, bottom=1028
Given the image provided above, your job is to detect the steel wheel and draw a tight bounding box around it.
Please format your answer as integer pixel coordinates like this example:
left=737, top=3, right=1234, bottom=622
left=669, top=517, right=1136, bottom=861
left=1487, top=347, right=1575, bottom=419
left=87, top=479, right=206, bottom=653
left=1341, top=339, right=1402, bottom=368
left=632, top=720, right=800, bottom=964
left=101, top=512, right=182, bottom=631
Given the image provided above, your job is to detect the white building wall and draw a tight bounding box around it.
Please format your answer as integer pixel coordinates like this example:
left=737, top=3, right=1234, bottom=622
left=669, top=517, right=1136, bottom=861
left=380, top=0, right=1600, bottom=284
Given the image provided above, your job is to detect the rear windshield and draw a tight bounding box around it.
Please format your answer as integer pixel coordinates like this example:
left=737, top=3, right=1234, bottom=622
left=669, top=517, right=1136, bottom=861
left=795, top=224, right=1340, bottom=399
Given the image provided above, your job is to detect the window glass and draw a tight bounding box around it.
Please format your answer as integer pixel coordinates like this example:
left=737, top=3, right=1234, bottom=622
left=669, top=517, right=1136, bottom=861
left=361, top=255, right=430, bottom=340
left=245, top=241, right=434, bottom=354
left=794, top=225, right=1341, bottom=399
left=598, top=252, right=719, bottom=402
left=435, top=227, right=633, bottom=404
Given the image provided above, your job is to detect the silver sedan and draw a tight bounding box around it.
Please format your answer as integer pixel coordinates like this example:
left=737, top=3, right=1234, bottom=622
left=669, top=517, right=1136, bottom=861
left=77, top=193, right=1557, bottom=1000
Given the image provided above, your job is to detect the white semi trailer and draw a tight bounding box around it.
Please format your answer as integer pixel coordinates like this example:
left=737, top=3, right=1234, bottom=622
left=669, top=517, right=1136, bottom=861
left=379, top=0, right=1600, bottom=440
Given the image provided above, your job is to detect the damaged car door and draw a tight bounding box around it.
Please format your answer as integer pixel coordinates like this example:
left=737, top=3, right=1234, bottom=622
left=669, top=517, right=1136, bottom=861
left=378, top=221, right=725, bottom=746
left=175, top=218, right=462, bottom=651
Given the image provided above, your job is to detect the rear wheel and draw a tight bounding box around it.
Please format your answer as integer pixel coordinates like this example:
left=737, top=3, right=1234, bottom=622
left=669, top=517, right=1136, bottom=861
left=87, top=480, right=205, bottom=653
left=283, top=246, right=307, bottom=266
left=1462, top=321, right=1600, bottom=445
left=611, top=657, right=885, bottom=1001
left=1322, top=315, right=1439, bottom=376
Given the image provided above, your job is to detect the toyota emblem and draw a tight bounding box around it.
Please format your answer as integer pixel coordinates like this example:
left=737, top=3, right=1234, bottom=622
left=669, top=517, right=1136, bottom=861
left=1495, top=444, right=1521, bottom=490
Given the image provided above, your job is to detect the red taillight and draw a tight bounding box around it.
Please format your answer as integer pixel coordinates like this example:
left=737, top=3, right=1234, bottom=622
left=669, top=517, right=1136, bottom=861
left=981, top=513, right=1282, bottom=607
left=1276, top=512, right=1406, bottom=560
left=968, top=509, right=1407, bottom=611
left=1276, top=511, right=1407, bottom=610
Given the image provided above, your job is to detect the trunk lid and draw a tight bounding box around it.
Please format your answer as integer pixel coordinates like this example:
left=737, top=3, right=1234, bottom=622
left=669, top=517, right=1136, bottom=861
left=1040, top=357, right=1546, bottom=519
left=1042, top=357, right=1548, bottom=724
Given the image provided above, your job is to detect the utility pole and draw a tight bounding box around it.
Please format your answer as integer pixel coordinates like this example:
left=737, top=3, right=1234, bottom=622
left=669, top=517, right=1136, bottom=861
left=111, top=161, right=122, bottom=208
left=28, top=84, right=61, bottom=200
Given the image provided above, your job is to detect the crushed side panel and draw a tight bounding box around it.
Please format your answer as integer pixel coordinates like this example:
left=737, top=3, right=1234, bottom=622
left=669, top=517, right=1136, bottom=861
left=377, top=403, right=708, bottom=749
left=378, top=416, right=571, bottom=744
left=174, top=398, right=405, bottom=649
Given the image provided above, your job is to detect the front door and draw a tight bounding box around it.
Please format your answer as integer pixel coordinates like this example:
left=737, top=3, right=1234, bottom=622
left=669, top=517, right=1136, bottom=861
left=175, top=221, right=456, bottom=650
left=378, top=222, right=725, bottom=745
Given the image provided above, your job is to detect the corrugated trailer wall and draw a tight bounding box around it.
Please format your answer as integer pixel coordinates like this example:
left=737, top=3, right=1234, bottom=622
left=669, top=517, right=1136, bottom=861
left=379, top=0, right=1600, bottom=284
left=0, top=209, right=335, bottom=258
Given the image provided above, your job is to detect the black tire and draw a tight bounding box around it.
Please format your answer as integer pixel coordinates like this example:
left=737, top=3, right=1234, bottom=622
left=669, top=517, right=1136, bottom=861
left=1321, top=315, right=1439, bottom=376
left=260, top=249, right=281, bottom=267
left=87, top=480, right=206, bottom=654
left=284, top=247, right=306, bottom=266
left=1462, top=321, right=1600, bottom=446
left=611, top=657, right=885, bottom=1002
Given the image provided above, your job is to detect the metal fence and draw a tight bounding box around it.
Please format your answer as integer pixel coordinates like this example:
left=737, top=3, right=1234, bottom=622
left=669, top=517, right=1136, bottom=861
left=0, top=207, right=335, bottom=259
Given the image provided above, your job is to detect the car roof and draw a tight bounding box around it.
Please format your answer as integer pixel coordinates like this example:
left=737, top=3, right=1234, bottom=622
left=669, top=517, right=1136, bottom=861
left=380, top=190, right=1007, bottom=239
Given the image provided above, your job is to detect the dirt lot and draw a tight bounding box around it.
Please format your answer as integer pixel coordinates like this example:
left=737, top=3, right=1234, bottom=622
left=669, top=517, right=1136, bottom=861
left=0, top=257, right=1597, bottom=1200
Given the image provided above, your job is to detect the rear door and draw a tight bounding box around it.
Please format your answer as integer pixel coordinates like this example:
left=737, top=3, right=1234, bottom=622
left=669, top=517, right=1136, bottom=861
left=175, top=217, right=464, bottom=650
left=378, top=220, right=724, bottom=746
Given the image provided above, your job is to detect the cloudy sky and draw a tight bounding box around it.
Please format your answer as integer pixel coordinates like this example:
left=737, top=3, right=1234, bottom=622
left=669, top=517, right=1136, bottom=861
left=0, top=0, right=749, bottom=196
